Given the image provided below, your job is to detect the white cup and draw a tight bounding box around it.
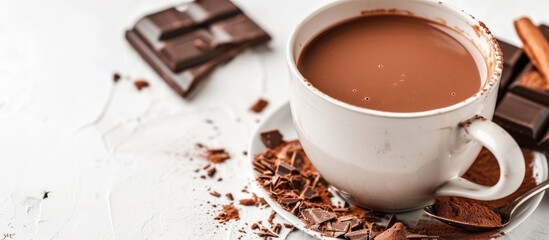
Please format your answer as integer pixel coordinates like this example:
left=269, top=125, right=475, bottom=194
left=286, top=0, right=525, bottom=212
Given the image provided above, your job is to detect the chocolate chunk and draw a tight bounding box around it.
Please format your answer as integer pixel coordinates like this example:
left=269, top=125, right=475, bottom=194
left=290, top=176, right=305, bottom=191
left=509, top=63, right=549, bottom=106
left=493, top=25, right=549, bottom=152
left=344, top=229, right=369, bottom=240
left=301, top=208, right=336, bottom=225
left=497, top=39, right=528, bottom=91
left=494, top=93, right=549, bottom=148
left=300, top=187, right=319, bottom=200
left=327, top=222, right=350, bottom=232
left=250, top=98, right=269, bottom=113
left=385, top=214, right=397, bottom=230
left=260, top=130, right=284, bottom=149
left=499, top=40, right=524, bottom=67
left=126, top=1, right=270, bottom=98
left=275, top=161, right=296, bottom=176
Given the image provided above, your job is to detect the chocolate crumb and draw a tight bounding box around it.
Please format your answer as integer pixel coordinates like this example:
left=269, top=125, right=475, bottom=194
left=206, top=148, right=231, bottom=163
left=239, top=198, right=256, bottom=206
left=250, top=98, right=269, bottom=113
left=214, top=204, right=239, bottom=223
left=210, top=191, right=221, bottom=198
left=217, top=178, right=223, bottom=182
left=134, top=80, right=150, bottom=90
left=113, top=73, right=121, bottom=82
left=207, top=167, right=217, bottom=177
left=225, top=193, right=234, bottom=201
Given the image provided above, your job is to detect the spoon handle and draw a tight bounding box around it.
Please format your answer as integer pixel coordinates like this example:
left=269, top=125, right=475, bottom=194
left=505, top=179, right=549, bottom=217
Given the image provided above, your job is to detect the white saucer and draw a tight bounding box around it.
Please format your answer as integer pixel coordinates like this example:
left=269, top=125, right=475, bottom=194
left=248, top=102, right=548, bottom=239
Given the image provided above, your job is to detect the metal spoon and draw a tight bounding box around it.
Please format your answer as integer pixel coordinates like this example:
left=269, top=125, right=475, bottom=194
left=423, top=180, right=549, bottom=231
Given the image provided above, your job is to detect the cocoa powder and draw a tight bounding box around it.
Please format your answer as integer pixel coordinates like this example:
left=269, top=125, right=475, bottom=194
left=432, top=200, right=502, bottom=227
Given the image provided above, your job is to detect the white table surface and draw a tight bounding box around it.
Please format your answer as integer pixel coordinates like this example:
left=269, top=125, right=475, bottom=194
left=1, top=0, right=548, bottom=239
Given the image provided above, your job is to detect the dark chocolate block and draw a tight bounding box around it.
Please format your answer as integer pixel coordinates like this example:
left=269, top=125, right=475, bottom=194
left=497, top=40, right=528, bottom=91
left=126, top=0, right=270, bottom=98
left=493, top=24, right=549, bottom=152
left=151, top=14, right=269, bottom=72
left=494, top=93, right=549, bottom=148
left=126, top=30, right=248, bottom=98
left=134, top=0, right=241, bottom=44
left=509, top=63, right=549, bottom=106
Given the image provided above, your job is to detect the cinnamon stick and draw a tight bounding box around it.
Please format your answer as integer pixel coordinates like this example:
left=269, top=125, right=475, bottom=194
left=514, top=17, right=549, bottom=90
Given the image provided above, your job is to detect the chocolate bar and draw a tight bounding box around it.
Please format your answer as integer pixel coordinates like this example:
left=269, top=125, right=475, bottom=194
left=494, top=24, right=549, bottom=152
left=126, top=0, right=271, bottom=98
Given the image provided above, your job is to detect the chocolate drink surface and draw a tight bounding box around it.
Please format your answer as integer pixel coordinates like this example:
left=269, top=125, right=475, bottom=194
left=297, top=14, right=484, bottom=112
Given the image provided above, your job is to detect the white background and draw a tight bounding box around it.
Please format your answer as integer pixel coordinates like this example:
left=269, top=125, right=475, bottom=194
left=0, top=0, right=548, bottom=239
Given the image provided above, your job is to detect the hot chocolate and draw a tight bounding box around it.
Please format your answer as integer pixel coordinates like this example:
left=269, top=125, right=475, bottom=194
left=297, top=14, right=484, bottom=112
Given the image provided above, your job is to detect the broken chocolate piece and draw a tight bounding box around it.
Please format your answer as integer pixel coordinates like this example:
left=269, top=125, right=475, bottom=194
left=300, top=187, right=319, bottom=200
left=250, top=98, right=269, bottom=113
left=494, top=92, right=549, bottom=148
left=260, top=130, right=284, bottom=149
left=345, top=229, right=369, bottom=240
left=327, top=222, right=350, bottom=232
left=276, top=161, right=297, bottom=176
left=301, top=208, right=336, bottom=225
left=386, top=214, right=397, bottom=230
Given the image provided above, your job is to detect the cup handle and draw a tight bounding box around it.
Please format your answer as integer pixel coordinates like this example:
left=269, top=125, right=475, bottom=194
left=435, top=117, right=525, bottom=200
